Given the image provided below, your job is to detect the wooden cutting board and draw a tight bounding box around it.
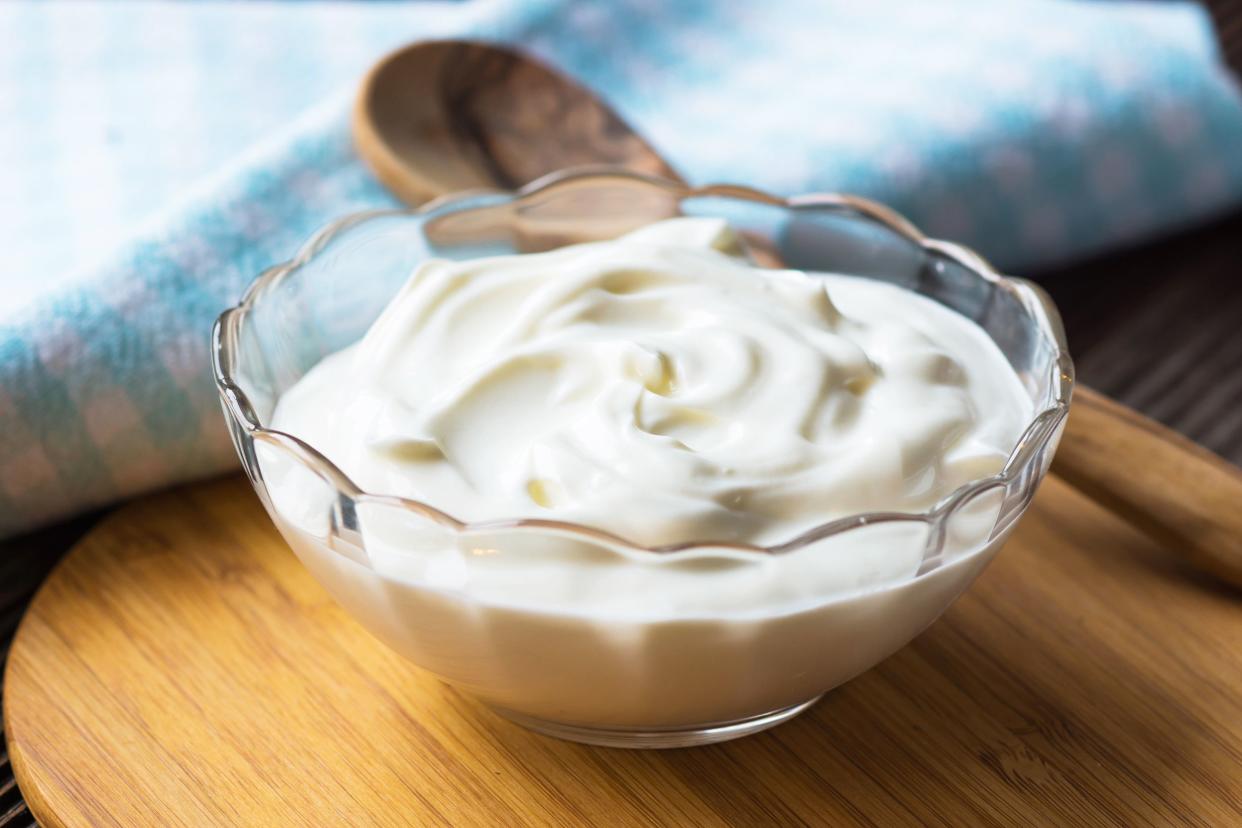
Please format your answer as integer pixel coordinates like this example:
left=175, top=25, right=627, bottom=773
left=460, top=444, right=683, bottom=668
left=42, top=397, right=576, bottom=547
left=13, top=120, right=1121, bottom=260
left=5, top=472, right=1242, bottom=827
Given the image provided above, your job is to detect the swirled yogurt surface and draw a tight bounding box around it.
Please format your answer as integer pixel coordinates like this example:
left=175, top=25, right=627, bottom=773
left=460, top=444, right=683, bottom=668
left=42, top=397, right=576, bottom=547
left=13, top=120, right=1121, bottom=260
left=264, top=216, right=1041, bottom=729
left=272, top=217, right=1030, bottom=547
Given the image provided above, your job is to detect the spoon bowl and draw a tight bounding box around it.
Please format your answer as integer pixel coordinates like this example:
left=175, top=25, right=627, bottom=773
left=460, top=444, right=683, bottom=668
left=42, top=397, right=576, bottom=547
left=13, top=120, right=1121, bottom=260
left=353, top=40, right=682, bottom=205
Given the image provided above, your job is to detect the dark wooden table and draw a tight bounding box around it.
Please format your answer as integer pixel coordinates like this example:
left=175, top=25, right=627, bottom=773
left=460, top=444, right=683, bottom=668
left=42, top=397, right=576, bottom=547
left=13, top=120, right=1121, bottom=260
left=1043, top=210, right=1242, bottom=460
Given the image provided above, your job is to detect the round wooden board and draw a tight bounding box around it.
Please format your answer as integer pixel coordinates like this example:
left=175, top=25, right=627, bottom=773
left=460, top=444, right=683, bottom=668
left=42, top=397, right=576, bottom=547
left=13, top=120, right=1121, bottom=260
left=5, top=474, right=1242, bottom=827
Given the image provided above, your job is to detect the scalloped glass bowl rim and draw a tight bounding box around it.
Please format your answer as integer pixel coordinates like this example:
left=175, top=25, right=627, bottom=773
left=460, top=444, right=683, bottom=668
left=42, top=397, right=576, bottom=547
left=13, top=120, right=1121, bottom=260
left=212, top=167, right=1074, bottom=559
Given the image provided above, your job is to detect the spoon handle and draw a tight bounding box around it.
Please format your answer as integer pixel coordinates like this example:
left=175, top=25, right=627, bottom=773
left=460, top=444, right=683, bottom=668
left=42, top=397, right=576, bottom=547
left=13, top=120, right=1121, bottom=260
left=1051, top=385, right=1242, bottom=588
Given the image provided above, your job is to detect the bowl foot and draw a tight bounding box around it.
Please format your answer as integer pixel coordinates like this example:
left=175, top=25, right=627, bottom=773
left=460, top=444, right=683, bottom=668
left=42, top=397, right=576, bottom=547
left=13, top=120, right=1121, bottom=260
left=490, top=695, right=823, bottom=749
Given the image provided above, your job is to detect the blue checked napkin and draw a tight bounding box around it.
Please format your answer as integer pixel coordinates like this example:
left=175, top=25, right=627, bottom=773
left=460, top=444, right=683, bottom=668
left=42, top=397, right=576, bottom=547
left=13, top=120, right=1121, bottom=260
left=2, top=0, right=1241, bottom=537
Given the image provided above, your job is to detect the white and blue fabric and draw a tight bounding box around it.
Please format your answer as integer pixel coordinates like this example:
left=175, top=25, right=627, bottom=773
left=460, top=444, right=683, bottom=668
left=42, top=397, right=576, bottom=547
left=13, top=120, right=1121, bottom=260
left=2, top=0, right=1241, bottom=536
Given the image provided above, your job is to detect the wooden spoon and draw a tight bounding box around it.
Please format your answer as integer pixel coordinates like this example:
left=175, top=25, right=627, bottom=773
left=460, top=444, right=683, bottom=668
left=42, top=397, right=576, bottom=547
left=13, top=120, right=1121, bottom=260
left=353, top=40, right=1242, bottom=589
left=1054, top=387, right=1242, bottom=588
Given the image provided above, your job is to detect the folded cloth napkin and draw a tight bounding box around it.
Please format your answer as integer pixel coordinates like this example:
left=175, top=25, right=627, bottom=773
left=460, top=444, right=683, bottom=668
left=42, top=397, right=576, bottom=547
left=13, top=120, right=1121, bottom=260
left=2, top=0, right=1241, bottom=537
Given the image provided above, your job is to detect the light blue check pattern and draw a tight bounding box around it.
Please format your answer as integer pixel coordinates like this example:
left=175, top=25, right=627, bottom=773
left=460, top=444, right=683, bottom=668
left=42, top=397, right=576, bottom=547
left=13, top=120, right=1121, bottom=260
left=2, top=0, right=1241, bottom=537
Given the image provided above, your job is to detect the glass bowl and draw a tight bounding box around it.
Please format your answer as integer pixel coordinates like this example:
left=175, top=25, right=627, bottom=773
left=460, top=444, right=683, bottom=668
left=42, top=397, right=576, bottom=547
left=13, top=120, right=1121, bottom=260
left=212, top=168, right=1073, bottom=748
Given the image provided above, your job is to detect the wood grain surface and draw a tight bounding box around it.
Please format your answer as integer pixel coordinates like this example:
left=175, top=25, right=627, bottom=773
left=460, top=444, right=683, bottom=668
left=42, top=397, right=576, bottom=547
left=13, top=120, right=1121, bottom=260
left=5, top=472, right=1242, bottom=827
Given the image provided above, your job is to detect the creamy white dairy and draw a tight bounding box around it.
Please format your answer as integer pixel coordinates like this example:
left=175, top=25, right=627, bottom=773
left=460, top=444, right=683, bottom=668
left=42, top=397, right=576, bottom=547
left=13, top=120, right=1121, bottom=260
left=272, top=218, right=1029, bottom=548
left=261, top=217, right=1036, bottom=735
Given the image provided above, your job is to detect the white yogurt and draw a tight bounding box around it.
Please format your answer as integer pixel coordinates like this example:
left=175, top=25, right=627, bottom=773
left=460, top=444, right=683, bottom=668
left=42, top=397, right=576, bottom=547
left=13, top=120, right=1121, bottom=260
left=261, top=218, right=1033, bottom=731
